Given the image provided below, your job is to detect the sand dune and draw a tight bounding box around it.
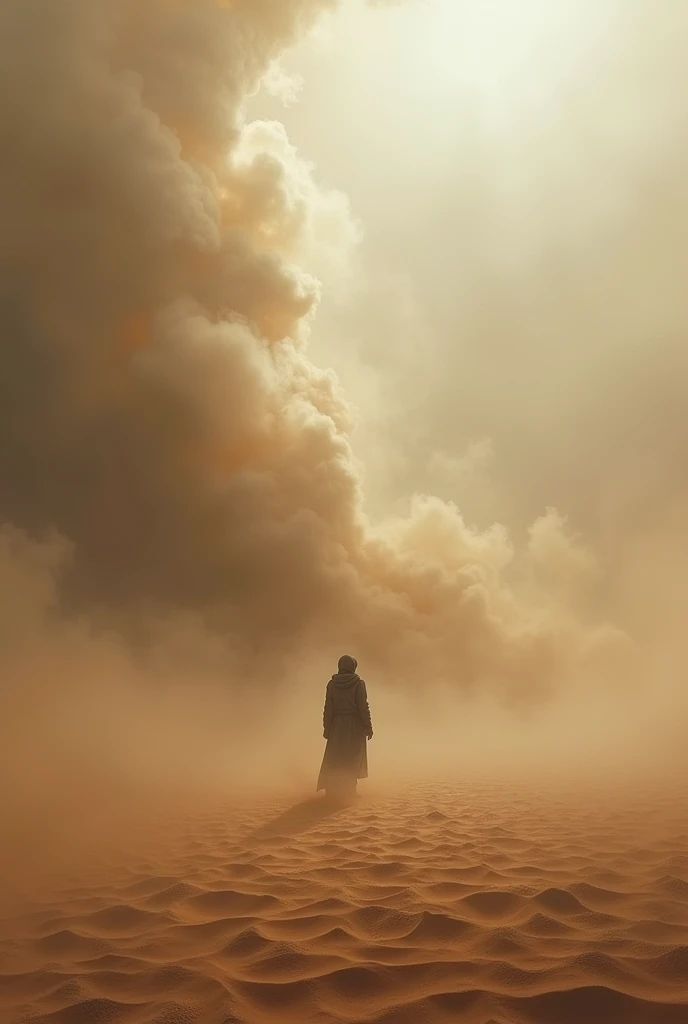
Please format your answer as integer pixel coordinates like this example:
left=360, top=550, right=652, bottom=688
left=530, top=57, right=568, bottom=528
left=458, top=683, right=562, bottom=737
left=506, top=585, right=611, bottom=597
left=1, top=779, right=687, bottom=1024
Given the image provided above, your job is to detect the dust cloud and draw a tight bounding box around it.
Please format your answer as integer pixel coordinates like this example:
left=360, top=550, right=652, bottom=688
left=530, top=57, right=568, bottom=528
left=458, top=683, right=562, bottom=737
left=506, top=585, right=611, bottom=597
left=0, top=0, right=685, bottom=880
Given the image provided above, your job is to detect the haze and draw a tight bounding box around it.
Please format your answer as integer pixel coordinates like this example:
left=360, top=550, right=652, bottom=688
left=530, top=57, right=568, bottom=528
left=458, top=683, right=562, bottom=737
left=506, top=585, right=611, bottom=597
left=1, top=0, right=686, bottom=875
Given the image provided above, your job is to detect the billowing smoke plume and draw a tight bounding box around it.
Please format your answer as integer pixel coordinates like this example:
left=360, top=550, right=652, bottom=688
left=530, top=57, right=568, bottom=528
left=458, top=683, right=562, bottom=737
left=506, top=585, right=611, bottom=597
left=0, top=0, right=630, bottom=716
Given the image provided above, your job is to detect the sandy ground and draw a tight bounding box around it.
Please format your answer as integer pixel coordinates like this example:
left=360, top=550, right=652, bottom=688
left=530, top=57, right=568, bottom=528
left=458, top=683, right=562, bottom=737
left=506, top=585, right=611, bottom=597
left=1, top=776, right=687, bottom=1024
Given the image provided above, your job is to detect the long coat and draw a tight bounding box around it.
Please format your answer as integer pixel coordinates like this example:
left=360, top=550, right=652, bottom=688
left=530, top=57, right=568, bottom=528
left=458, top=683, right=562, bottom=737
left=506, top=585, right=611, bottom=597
left=317, top=672, right=373, bottom=792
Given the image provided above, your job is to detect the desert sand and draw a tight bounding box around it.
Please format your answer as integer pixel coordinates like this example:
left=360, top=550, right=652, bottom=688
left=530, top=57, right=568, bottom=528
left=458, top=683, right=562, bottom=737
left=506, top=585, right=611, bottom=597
left=1, top=776, right=687, bottom=1024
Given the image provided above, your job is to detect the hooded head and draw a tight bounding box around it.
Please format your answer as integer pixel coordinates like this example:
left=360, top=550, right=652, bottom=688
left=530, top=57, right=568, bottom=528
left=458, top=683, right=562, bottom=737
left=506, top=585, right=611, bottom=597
left=337, top=654, right=357, bottom=675
left=332, top=654, right=360, bottom=687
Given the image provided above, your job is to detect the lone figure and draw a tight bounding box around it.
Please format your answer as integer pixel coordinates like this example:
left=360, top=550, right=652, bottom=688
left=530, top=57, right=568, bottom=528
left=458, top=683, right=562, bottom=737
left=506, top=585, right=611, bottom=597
left=317, top=655, right=373, bottom=800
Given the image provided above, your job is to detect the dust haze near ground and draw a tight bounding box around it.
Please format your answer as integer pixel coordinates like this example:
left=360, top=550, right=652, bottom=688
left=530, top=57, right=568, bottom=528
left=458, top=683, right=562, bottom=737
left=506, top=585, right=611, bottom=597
left=0, top=0, right=687, bottom=879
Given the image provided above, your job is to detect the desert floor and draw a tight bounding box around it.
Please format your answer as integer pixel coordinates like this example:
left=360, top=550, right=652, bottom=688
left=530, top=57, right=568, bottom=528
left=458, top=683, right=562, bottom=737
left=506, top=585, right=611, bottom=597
left=2, top=776, right=687, bottom=1024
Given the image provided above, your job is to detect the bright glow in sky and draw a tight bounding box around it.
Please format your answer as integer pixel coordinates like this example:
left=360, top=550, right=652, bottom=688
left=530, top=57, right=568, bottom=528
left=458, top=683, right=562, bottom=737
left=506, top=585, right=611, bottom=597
left=421, top=0, right=617, bottom=126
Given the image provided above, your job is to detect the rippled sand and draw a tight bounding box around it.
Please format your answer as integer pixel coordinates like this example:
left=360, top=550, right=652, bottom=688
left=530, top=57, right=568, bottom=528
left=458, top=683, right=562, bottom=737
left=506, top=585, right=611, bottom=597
left=2, top=778, right=687, bottom=1023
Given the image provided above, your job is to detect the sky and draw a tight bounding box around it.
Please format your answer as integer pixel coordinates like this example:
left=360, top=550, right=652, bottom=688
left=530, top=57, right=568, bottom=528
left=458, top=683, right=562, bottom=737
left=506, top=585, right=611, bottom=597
left=0, top=0, right=687, bottom=827
left=255, top=0, right=688, bottom=662
left=262, top=1, right=684, bottom=531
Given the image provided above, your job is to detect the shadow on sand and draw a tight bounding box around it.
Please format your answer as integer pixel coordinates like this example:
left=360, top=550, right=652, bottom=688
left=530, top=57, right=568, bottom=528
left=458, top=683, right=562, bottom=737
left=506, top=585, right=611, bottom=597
left=250, top=795, right=352, bottom=841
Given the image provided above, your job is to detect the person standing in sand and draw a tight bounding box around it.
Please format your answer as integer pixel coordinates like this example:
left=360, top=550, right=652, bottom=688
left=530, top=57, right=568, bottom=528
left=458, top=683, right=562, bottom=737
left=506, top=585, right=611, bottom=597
left=317, top=655, right=373, bottom=800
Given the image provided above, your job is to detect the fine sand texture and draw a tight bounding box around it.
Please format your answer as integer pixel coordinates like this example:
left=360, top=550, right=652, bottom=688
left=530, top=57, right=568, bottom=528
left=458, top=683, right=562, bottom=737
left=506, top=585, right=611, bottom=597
left=1, top=777, right=687, bottom=1024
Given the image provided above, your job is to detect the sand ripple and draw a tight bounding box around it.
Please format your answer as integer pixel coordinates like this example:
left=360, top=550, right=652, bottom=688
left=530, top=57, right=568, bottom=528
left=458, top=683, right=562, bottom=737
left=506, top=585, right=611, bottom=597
left=1, top=779, right=687, bottom=1023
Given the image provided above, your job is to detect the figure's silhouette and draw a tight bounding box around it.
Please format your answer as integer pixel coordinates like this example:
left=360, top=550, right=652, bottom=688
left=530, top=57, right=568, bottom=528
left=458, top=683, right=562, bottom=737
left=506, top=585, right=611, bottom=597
left=317, top=655, right=373, bottom=800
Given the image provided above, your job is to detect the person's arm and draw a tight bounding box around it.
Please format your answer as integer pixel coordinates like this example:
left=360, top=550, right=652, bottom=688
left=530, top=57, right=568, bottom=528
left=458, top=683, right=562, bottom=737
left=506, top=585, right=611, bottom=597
left=356, top=680, right=373, bottom=739
left=323, top=684, right=334, bottom=739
